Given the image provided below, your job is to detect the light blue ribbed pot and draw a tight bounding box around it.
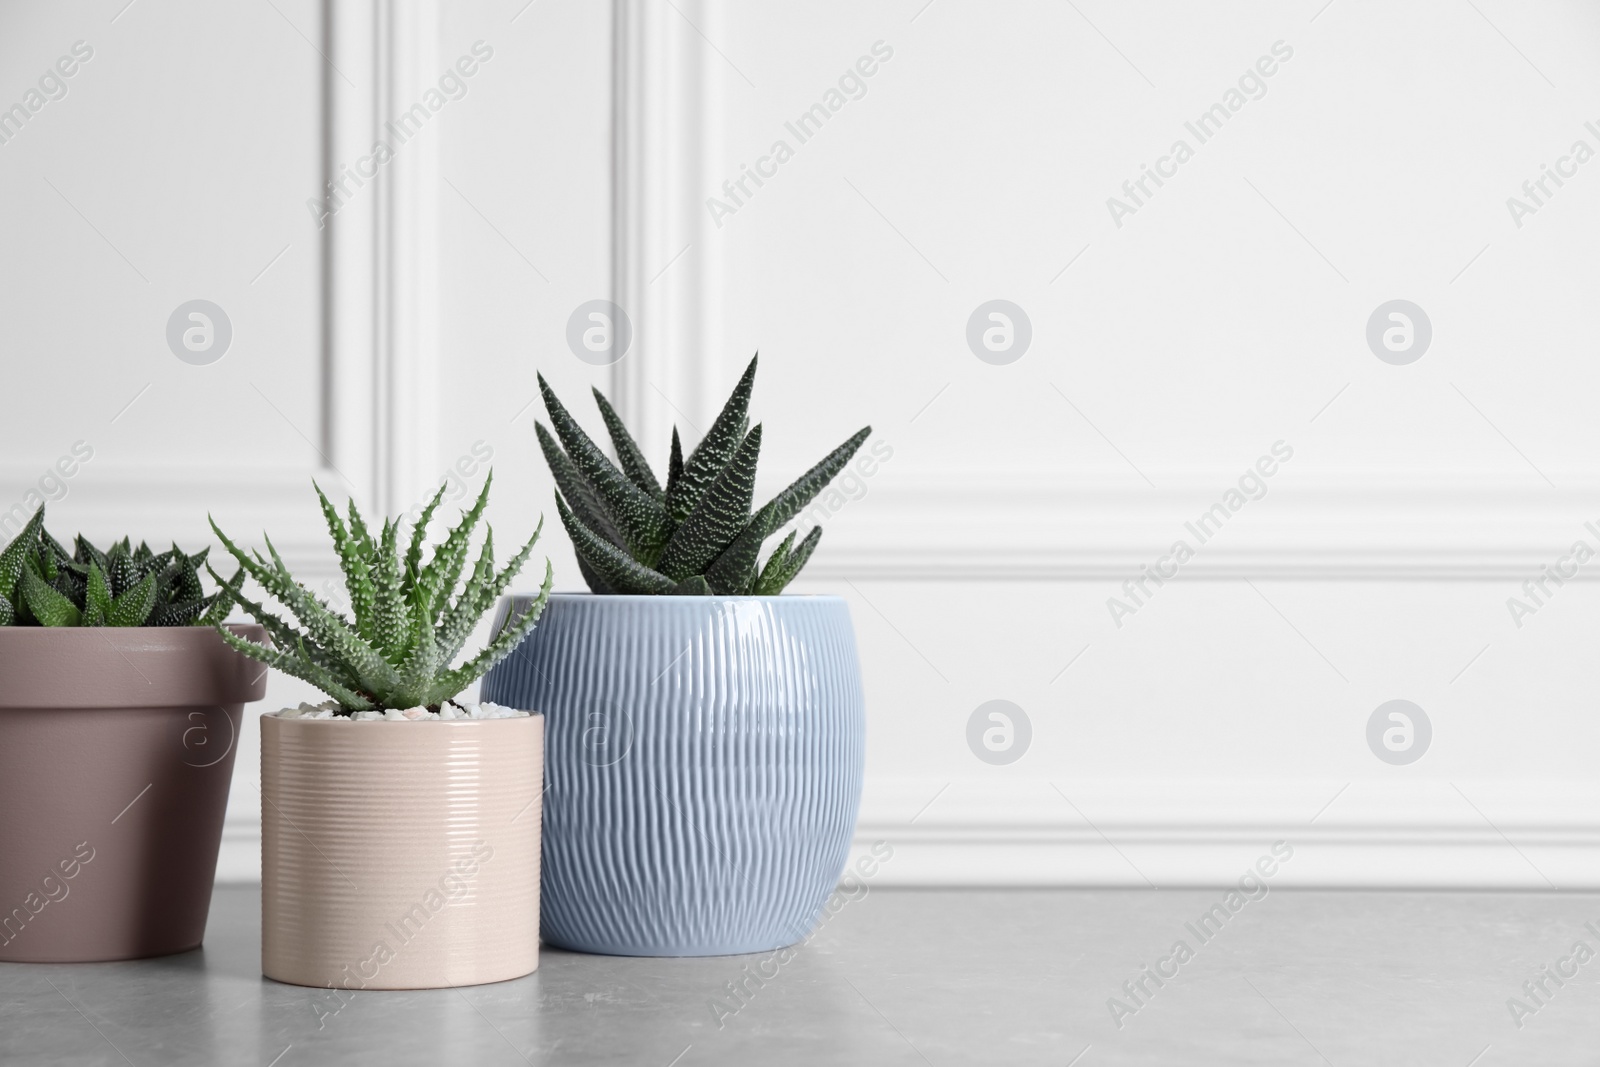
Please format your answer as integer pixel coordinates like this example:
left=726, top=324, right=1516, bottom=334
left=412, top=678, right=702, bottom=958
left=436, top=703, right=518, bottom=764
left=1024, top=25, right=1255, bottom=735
left=481, top=593, right=865, bottom=957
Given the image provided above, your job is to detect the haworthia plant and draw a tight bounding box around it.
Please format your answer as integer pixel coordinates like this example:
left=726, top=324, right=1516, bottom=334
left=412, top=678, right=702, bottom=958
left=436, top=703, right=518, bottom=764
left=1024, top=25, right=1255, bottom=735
left=537, top=355, right=871, bottom=595
left=208, top=474, right=553, bottom=713
left=0, top=504, right=240, bottom=627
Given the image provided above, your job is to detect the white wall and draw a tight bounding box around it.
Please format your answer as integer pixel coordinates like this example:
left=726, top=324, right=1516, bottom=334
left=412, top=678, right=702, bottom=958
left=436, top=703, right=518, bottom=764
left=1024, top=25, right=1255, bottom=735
left=5, top=0, right=1599, bottom=886
left=616, top=0, right=1600, bottom=887
left=0, top=0, right=614, bottom=881
left=0, top=0, right=332, bottom=880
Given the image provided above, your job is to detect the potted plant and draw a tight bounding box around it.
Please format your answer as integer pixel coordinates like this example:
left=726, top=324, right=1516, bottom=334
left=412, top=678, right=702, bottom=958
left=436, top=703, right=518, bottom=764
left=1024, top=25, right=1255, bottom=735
left=482, top=355, right=873, bottom=955
left=0, top=506, right=260, bottom=963
left=209, top=475, right=553, bottom=989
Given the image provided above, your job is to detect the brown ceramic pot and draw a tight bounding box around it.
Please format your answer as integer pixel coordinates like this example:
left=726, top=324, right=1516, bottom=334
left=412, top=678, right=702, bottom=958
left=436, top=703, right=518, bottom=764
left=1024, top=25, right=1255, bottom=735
left=0, top=624, right=267, bottom=963
left=260, top=713, right=543, bottom=990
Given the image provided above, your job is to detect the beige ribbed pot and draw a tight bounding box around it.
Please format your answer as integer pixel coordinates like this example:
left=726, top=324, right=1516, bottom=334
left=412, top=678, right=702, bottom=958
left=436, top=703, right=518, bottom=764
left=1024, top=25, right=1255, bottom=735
left=260, top=713, right=542, bottom=989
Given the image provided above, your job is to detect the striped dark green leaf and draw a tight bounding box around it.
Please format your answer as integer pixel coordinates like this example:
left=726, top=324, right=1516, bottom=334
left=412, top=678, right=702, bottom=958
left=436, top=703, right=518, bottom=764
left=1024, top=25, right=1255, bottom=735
left=592, top=387, right=663, bottom=501
left=554, top=491, right=677, bottom=594
left=536, top=422, right=624, bottom=548
left=0, top=506, right=46, bottom=601
left=703, top=505, right=775, bottom=595
left=665, top=426, right=684, bottom=503
left=656, top=424, right=762, bottom=581
left=755, top=425, right=871, bottom=531
left=533, top=355, right=872, bottom=596
left=752, top=530, right=797, bottom=595
left=755, top=526, right=821, bottom=595
left=664, top=354, right=757, bottom=524
left=539, top=374, right=671, bottom=561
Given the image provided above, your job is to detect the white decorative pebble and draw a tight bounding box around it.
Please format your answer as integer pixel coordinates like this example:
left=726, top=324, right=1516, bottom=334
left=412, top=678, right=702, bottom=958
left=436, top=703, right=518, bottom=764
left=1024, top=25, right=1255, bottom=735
left=472, top=701, right=525, bottom=719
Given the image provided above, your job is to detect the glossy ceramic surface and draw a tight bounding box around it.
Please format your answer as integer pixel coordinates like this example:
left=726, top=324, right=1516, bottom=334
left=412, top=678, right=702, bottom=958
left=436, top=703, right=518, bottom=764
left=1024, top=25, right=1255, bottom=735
left=482, top=594, right=866, bottom=956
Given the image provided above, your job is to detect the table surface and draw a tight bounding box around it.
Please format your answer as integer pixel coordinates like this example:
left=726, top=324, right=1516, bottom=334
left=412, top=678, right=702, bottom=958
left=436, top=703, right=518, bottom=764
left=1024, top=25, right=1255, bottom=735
left=2, top=884, right=1597, bottom=1066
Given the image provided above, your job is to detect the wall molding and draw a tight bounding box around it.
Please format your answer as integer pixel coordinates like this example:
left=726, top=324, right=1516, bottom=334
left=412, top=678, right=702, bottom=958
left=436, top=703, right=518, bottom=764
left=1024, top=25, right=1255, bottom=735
left=0, top=464, right=341, bottom=576
left=796, top=475, right=1600, bottom=581
left=16, top=470, right=1595, bottom=583
left=611, top=0, right=726, bottom=442
left=327, top=0, right=441, bottom=515
left=854, top=778, right=1600, bottom=888
left=0, top=4, right=443, bottom=575
left=220, top=777, right=1600, bottom=887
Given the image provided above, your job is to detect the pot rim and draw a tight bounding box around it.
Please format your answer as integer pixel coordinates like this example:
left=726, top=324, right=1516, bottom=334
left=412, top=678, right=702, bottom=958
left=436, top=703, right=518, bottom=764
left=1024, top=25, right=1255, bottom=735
left=0, top=623, right=269, bottom=709
left=0, top=622, right=264, bottom=639
left=502, top=592, right=846, bottom=603
left=264, top=709, right=543, bottom=725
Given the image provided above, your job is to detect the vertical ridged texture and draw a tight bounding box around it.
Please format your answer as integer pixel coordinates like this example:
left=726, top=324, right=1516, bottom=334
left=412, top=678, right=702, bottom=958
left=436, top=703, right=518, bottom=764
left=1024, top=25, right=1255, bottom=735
left=482, top=594, right=865, bottom=956
left=260, top=716, right=542, bottom=988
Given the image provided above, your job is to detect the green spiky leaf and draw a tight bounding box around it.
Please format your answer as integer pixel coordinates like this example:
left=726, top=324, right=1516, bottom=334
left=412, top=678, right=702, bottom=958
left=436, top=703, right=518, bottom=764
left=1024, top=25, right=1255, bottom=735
left=371, top=520, right=407, bottom=662
left=214, top=625, right=374, bottom=711
left=211, top=519, right=400, bottom=694
left=665, top=355, right=757, bottom=524
left=665, top=427, right=684, bottom=502
left=703, top=506, right=775, bottom=595
left=315, top=483, right=377, bottom=639
left=208, top=474, right=550, bottom=713
left=21, top=569, right=80, bottom=627
left=343, top=497, right=379, bottom=639
left=536, top=422, right=624, bottom=548
left=593, top=388, right=663, bottom=501
left=84, top=562, right=113, bottom=625
left=532, top=356, right=870, bottom=597
left=41, top=529, right=73, bottom=570
left=415, top=474, right=493, bottom=624
left=539, top=374, right=671, bottom=561
left=72, top=534, right=107, bottom=572
left=106, top=572, right=158, bottom=627
left=755, top=526, right=821, bottom=595
left=199, top=566, right=246, bottom=627
left=0, top=508, right=223, bottom=628
left=752, top=530, right=798, bottom=595
left=422, top=579, right=552, bottom=705
left=656, top=424, right=762, bottom=581
left=0, top=507, right=47, bottom=601
left=553, top=492, right=676, bottom=595
left=404, top=484, right=447, bottom=582
left=755, top=426, right=872, bottom=532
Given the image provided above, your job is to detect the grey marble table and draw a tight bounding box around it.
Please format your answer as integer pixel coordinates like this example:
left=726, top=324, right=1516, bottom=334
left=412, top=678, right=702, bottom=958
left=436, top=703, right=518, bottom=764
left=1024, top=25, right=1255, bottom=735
left=1, top=884, right=1596, bottom=1065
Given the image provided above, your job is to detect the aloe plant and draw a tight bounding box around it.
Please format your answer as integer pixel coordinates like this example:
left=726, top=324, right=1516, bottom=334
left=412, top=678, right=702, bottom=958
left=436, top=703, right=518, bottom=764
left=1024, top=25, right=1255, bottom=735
left=537, top=355, right=869, bottom=595
left=208, top=474, right=552, bottom=713
left=0, top=504, right=240, bottom=627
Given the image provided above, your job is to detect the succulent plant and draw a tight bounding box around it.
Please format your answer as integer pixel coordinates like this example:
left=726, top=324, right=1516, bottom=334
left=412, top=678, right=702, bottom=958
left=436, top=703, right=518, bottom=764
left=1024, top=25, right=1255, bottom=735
left=208, top=474, right=552, bottom=713
left=536, top=355, right=870, bottom=595
left=0, top=504, right=240, bottom=627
